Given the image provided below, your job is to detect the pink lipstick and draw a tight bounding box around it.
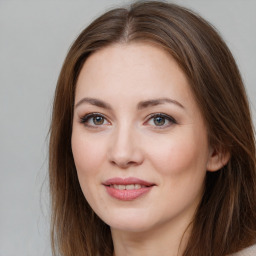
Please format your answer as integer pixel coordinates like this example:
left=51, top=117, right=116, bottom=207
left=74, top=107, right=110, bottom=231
left=103, top=177, right=155, bottom=201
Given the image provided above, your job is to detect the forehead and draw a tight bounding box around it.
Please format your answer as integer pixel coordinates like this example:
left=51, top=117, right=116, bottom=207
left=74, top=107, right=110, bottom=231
left=75, top=42, right=192, bottom=101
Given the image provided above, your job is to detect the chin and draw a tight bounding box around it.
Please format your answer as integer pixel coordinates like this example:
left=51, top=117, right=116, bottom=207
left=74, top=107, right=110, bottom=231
left=99, top=210, right=157, bottom=233
left=109, top=221, right=152, bottom=233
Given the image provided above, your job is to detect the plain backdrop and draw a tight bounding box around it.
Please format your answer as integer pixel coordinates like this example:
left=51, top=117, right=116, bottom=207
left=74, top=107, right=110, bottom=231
left=0, top=0, right=255, bottom=255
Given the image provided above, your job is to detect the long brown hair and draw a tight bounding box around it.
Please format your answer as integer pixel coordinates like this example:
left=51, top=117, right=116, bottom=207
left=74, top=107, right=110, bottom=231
left=49, top=1, right=256, bottom=255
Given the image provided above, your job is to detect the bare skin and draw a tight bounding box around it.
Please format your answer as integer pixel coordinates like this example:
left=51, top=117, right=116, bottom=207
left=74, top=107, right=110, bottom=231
left=72, top=42, right=229, bottom=256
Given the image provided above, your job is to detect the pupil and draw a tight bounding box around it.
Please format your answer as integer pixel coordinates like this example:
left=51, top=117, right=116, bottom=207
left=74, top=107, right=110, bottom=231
left=154, top=116, right=165, bottom=126
left=93, top=116, right=104, bottom=125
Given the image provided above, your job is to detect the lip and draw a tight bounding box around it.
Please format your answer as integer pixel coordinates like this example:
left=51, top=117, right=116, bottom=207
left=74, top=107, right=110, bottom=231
left=103, top=177, right=155, bottom=186
left=103, top=177, right=155, bottom=201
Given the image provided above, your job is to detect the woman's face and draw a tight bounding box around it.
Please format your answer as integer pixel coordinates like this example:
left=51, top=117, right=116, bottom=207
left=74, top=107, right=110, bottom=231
left=72, top=42, right=214, bottom=233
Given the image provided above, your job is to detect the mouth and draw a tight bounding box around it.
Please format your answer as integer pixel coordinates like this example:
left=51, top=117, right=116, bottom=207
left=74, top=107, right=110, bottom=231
left=109, top=184, right=148, bottom=190
left=103, top=177, right=155, bottom=201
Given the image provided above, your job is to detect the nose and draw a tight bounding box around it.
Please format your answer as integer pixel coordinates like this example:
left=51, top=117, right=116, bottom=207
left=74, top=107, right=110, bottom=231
left=107, top=125, right=144, bottom=169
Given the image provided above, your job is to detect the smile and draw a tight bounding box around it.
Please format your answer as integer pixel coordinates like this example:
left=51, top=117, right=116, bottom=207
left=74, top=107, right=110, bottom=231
left=110, top=184, right=147, bottom=190
left=103, top=177, right=155, bottom=201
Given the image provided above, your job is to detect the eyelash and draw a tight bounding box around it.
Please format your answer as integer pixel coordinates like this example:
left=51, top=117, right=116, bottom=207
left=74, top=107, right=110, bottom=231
left=79, top=112, right=177, bottom=128
left=80, top=113, right=109, bottom=127
left=145, top=113, right=177, bottom=128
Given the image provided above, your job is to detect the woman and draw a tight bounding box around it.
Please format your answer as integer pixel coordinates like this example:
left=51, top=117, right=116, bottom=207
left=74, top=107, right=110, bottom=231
left=49, top=1, right=256, bottom=255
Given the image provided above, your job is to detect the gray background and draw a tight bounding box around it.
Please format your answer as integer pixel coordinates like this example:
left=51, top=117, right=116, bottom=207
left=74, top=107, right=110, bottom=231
left=0, top=0, right=255, bottom=255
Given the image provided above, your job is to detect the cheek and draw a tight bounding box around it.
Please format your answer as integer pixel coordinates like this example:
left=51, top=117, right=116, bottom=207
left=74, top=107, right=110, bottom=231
left=71, top=132, right=111, bottom=219
left=71, top=131, right=107, bottom=176
left=144, top=129, right=209, bottom=176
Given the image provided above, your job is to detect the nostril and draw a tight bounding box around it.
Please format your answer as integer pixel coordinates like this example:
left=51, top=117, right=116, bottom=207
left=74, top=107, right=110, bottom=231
left=110, top=159, right=138, bottom=168
left=107, top=138, right=144, bottom=168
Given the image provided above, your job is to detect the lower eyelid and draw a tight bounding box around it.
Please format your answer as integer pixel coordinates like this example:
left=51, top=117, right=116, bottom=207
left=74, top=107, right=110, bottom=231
left=79, top=113, right=111, bottom=127
left=79, top=113, right=176, bottom=127
left=147, top=114, right=176, bottom=124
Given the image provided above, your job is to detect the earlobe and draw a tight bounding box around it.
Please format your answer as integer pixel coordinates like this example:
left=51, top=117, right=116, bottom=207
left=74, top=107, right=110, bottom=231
left=206, top=148, right=230, bottom=172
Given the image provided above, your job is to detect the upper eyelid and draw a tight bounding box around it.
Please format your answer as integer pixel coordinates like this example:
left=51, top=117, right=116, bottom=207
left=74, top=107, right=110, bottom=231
left=79, top=112, right=176, bottom=125
left=80, top=113, right=110, bottom=124
left=145, top=113, right=176, bottom=121
left=81, top=112, right=108, bottom=119
left=144, top=113, right=177, bottom=128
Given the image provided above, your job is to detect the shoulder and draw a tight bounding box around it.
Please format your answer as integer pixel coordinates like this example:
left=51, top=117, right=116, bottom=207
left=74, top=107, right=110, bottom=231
left=230, top=244, right=256, bottom=256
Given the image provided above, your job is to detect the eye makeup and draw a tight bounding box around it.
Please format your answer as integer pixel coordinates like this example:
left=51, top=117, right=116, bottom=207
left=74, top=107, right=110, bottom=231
left=79, top=111, right=177, bottom=130
left=80, top=112, right=110, bottom=128
left=144, top=113, right=177, bottom=129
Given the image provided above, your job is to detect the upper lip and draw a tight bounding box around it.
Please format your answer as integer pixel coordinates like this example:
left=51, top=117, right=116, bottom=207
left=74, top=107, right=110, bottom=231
left=103, top=177, right=155, bottom=187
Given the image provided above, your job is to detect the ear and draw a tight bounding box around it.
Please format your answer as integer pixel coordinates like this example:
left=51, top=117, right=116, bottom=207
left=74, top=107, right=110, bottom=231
left=206, top=147, right=230, bottom=172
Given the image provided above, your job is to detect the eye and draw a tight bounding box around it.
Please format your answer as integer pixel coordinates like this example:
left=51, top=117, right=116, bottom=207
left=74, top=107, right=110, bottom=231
left=80, top=113, right=110, bottom=127
left=146, top=113, right=177, bottom=128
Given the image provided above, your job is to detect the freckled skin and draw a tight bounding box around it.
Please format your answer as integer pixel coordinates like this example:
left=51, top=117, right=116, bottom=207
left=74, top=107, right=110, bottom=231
left=71, top=43, right=222, bottom=255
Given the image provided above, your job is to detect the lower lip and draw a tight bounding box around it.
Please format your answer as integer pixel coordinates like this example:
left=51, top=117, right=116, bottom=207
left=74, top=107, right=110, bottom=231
left=105, top=186, right=153, bottom=201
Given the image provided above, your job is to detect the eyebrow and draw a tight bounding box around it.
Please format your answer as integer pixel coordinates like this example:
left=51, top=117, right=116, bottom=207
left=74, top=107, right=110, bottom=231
left=75, top=97, right=184, bottom=110
left=137, top=98, right=184, bottom=110
left=75, top=97, right=112, bottom=110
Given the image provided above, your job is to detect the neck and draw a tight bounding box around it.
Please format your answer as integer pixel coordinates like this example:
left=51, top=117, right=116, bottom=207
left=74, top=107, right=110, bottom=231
left=111, top=219, right=191, bottom=256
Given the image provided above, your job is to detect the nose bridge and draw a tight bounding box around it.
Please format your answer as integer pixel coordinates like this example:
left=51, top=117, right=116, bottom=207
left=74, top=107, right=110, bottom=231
left=108, top=120, right=143, bottom=168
